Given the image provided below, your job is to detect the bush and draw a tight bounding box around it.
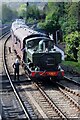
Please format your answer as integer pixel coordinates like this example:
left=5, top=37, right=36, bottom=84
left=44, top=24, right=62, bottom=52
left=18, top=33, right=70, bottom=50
left=65, top=31, right=80, bottom=62
left=27, top=17, right=35, bottom=24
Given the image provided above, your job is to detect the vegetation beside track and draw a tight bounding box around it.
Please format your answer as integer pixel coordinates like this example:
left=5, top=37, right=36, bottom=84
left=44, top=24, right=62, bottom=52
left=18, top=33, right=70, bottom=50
left=61, top=61, right=80, bottom=74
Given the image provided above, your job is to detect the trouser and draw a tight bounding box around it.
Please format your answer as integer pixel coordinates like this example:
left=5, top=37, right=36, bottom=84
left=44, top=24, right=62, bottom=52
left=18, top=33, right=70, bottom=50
left=14, top=69, right=19, bottom=80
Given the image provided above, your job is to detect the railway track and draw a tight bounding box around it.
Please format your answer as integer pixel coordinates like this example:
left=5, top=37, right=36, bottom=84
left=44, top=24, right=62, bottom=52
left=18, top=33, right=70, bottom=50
left=3, top=35, right=33, bottom=120
left=37, top=79, right=80, bottom=119
left=4, top=35, right=80, bottom=119
left=59, top=84, right=79, bottom=106
left=58, top=77, right=80, bottom=98
left=0, top=25, right=10, bottom=39
left=56, top=77, right=80, bottom=107
left=64, top=76, right=80, bottom=86
left=0, top=33, right=26, bottom=119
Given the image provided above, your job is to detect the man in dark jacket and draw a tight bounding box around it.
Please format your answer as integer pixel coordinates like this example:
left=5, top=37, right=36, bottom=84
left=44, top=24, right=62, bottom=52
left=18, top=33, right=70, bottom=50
left=13, top=58, right=20, bottom=80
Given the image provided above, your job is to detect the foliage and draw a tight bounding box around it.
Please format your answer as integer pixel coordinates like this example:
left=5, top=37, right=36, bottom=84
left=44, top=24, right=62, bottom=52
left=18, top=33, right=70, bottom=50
left=65, top=31, right=80, bottom=61
left=39, top=2, right=79, bottom=35
left=60, top=2, right=78, bottom=35
left=27, top=5, right=40, bottom=20
left=0, top=4, right=2, bottom=20
left=17, top=4, right=26, bottom=18
left=38, top=2, right=80, bottom=62
left=17, top=3, right=41, bottom=23
left=77, top=33, right=80, bottom=61
left=44, top=2, right=60, bottom=33
left=2, top=3, right=17, bottom=24
left=62, top=61, right=80, bottom=73
left=37, top=21, right=45, bottom=29
left=27, top=17, right=35, bottom=24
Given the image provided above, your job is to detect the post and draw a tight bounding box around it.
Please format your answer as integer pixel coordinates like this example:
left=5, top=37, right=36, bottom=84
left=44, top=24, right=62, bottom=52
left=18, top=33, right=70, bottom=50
left=56, top=30, right=59, bottom=45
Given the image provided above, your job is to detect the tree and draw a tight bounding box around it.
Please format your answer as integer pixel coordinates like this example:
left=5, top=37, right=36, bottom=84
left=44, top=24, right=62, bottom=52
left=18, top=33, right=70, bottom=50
left=0, top=4, right=2, bottom=20
left=2, top=3, right=17, bottom=23
left=65, top=31, right=80, bottom=61
left=17, top=3, right=41, bottom=23
left=39, top=2, right=62, bottom=43
left=59, top=2, right=78, bottom=35
left=17, top=4, right=26, bottom=19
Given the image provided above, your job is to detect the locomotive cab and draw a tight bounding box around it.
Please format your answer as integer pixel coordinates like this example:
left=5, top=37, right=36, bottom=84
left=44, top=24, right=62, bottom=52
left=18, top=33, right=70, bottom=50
left=27, top=39, right=54, bottom=52
left=25, top=38, right=54, bottom=63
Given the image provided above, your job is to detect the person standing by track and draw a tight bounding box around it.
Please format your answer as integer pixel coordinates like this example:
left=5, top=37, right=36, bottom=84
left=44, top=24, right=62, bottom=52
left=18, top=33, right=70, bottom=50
left=13, top=57, right=20, bottom=80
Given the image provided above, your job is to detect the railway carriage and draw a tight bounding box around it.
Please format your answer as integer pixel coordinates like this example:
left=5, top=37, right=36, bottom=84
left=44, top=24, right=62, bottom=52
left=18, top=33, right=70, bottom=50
left=11, top=19, right=64, bottom=80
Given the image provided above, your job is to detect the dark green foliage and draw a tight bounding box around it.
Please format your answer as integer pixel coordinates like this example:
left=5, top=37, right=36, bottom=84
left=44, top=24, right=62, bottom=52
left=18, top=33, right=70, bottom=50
left=2, top=3, right=18, bottom=24
left=65, top=31, right=80, bottom=61
left=38, top=2, right=80, bottom=62
left=61, top=60, right=80, bottom=73
left=17, top=3, right=41, bottom=23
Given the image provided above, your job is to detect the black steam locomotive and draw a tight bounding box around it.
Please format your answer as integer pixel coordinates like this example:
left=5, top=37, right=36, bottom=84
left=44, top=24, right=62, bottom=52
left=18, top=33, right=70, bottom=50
left=11, top=19, right=64, bottom=80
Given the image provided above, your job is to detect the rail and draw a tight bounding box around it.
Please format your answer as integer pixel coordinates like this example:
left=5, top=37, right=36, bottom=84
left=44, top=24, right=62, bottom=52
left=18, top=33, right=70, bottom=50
left=0, top=26, right=10, bottom=39
left=56, top=82, right=80, bottom=110
left=3, top=35, right=32, bottom=120
left=64, top=76, right=80, bottom=86
left=34, top=82, right=68, bottom=120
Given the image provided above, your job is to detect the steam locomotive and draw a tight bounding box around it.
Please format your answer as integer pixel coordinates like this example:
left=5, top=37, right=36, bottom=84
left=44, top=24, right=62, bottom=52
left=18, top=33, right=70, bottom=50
left=11, top=19, right=64, bottom=80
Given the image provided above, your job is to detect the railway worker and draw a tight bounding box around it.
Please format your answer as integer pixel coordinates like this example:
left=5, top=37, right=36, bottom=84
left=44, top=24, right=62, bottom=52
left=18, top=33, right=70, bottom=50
left=13, top=58, right=20, bottom=80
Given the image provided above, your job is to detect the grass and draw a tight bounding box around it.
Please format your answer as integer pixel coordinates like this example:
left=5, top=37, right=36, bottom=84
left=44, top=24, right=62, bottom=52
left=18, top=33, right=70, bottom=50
left=61, top=61, right=80, bottom=73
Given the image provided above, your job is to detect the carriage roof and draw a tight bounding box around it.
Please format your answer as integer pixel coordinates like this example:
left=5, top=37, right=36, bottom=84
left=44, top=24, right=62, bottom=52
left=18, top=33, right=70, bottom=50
left=11, top=20, right=47, bottom=42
